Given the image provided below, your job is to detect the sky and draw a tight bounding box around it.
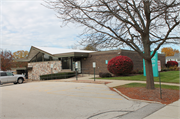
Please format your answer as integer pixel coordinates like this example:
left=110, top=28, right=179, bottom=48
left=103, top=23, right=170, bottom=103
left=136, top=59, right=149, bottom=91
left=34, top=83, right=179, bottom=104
left=0, top=0, right=85, bottom=52
left=0, top=0, right=180, bottom=53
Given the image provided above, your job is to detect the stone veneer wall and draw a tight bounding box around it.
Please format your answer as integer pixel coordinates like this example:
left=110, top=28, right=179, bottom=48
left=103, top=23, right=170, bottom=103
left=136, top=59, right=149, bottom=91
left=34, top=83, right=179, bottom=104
left=28, top=61, right=61, bottom=80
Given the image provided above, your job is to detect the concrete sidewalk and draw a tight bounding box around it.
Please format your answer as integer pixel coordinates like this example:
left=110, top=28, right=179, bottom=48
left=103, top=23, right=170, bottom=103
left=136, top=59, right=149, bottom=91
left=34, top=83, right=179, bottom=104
left=144, top=100, right=180, bottom=119
left=58, top=75, right=180, bottom=87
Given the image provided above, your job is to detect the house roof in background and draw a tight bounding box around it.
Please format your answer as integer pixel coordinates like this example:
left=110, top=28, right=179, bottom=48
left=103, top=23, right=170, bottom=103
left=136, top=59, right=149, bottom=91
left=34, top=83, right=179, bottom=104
left=166, top=53, right=180, bottom=59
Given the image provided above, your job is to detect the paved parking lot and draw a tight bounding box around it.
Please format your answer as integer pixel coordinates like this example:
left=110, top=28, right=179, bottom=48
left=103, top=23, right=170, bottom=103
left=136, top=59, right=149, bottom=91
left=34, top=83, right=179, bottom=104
left=0, top=81, right=161, bottom=119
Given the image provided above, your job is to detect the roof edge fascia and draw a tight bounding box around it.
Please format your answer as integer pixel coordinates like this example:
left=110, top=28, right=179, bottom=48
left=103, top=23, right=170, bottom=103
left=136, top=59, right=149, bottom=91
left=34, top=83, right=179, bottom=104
left=27, top=46, right=55, bottom=61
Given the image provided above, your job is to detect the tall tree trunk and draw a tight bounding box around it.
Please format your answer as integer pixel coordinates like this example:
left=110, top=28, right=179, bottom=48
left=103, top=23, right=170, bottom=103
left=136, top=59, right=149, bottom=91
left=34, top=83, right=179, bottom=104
left=145, top=59, right=155, bottom=89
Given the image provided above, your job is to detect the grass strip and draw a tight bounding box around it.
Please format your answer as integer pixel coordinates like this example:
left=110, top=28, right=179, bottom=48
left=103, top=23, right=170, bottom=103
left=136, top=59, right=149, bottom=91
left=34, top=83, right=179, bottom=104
left=97, top=71, right=180, bottom=84
left=115, top=83, right=180, bottom=90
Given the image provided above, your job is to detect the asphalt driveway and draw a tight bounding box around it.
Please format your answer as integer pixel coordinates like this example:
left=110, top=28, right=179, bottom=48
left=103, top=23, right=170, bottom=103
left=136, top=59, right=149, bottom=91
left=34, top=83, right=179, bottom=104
left=0, top=82, right=163, bottom=119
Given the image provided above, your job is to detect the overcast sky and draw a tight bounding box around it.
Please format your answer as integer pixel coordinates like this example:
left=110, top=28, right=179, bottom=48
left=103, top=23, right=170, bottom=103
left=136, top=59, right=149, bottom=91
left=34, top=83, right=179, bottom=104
left=0, top=0, right=180, bottom=53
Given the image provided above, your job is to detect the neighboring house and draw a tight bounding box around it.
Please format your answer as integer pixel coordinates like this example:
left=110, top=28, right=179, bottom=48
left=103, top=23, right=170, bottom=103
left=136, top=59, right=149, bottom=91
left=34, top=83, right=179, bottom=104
left=18, top=46, right=165, bottom=80
left=166, top=53, right=180, bottom=67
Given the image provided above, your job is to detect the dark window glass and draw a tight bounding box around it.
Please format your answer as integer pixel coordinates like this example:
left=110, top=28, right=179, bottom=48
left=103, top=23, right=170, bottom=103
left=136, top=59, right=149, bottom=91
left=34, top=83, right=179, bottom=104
left=0, top=72, right=7, bottom=76
left=44, top=54, right=51, bottom=61
left=37, top=53, right=43, bottom=62
left=62, top=57, right=71, bottom=69
left=30, top=53, right=59, bottom=62
left=31, top=56, right=36, bottom=62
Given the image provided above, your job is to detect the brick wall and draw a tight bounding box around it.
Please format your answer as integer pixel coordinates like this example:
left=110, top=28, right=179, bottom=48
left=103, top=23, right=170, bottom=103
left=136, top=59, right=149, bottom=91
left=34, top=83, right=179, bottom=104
left=121, top=50, right=143, bottom=70
left=82, top=51, right=119, bottom=75
left=28, top=61, right=62, bottom=80
left=82, top=50, right=165, bottom=75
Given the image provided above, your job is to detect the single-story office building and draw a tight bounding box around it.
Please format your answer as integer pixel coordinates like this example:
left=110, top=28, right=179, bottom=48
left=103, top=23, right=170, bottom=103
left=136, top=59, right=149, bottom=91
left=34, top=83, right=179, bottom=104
left=20, top=46, right=165, bottom=80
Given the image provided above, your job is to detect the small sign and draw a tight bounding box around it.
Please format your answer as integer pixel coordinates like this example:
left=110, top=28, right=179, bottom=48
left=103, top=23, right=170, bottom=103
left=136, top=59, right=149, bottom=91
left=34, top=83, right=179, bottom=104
left=75, top=62, right=78, bottom=68
left=93, top=62, right=96, bottom=68
left=143, top=51, right=158, bottom=77
left=51, top=64, right=53, bottom=68
left=158, top=60, right=161, bottom=71
left=105, top=60, right=108, bottom=64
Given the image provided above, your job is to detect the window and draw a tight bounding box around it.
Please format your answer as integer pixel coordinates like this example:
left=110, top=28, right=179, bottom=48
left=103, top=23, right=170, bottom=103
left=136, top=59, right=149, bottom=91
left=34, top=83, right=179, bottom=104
left=36, top=53, right=43, bottom=62
left=31, top=56, right=36, bottom=62
left=44, top=54, right=52, bottom=61
left=62, top=57, right=71, bottom=69
left=30, top=53, right=60, bottom=62
left=6, top=72, right=14, bottom=76
left=53, top=57, right=59, bottom=61
left=0, top=72, right=7, bottom=76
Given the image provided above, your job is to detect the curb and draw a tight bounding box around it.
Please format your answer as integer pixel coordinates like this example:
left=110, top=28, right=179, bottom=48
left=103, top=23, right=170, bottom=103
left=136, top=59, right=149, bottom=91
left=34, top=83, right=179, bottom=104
left=113, top=88, right=163, bottom=104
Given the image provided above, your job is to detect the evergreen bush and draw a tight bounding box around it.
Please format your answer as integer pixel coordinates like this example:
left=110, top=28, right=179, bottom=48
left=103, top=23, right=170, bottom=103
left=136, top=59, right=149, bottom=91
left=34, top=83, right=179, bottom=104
left=99, top=72, right=112, bottom=78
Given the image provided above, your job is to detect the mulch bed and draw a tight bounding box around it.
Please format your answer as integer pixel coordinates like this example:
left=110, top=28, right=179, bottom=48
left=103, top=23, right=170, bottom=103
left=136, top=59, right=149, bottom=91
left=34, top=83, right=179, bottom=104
left=112, top=87, right=180, bottom=105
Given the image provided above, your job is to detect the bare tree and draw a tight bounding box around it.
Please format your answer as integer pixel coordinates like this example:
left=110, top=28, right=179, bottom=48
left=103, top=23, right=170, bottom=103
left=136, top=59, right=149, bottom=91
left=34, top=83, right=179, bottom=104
left=83, top=44, right=99, bottom=51
left=44, top=0, right=180, bottom=89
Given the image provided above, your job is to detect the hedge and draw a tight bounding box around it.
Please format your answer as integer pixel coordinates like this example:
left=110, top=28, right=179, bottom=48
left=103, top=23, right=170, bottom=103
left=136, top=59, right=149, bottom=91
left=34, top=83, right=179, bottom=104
left=99, top=72, right=112, bottom=78
left=167, top=61, right=178, bottom=67
left=40, top=72, right=75, bottom=80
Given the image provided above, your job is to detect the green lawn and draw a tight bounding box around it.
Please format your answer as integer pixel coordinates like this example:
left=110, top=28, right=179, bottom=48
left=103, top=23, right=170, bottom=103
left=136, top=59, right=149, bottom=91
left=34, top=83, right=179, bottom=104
left=97, top=71, right=180, bottom=83
left=116, top=83, right=179, bottom=90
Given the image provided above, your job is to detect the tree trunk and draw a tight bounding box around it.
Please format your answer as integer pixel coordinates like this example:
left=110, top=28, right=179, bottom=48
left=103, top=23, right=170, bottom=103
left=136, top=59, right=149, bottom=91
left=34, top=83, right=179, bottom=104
left=145, top=59, right=155, bottom=89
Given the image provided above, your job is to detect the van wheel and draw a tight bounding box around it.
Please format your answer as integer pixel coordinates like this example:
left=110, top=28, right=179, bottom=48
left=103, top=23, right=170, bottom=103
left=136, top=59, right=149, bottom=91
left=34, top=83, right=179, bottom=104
left=18, top=78, right=23, bottom=84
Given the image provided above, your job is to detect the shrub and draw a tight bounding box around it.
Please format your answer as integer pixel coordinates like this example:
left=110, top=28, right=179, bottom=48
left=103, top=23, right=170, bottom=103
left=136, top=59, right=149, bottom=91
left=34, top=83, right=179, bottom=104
left=99, top=72, right=112, bottom=78
left=169, top=66, right=179, bottom=71
left=99, top=72, right=103, bottom=77
left=167, top=61, right=178, bottom=67
left=40, top=72, right=75, bottom=80
left=169, top=66, right=174, bottom=71
left=161, top=67, right=169, bottom=71
left=107, top=55, right=133, bottom=75
left=138, top=70, right=143, bottom=74
left=130, top=69, right=143, bottom=74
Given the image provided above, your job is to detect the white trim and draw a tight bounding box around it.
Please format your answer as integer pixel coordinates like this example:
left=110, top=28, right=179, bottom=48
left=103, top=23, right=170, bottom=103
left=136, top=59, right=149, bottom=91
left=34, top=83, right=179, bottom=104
left=34, top=46, right=95, bottom=55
